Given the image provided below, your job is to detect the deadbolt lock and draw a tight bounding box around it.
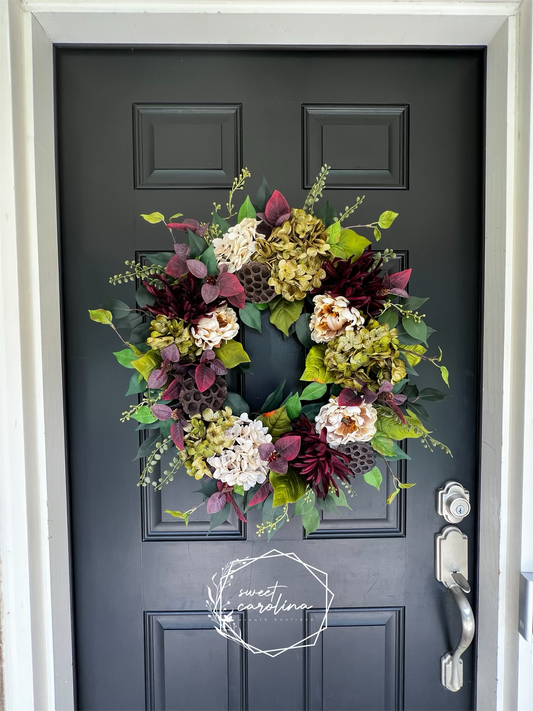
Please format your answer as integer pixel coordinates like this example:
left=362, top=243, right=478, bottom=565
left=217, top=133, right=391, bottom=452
left=437, top=481, right=471, bottom=524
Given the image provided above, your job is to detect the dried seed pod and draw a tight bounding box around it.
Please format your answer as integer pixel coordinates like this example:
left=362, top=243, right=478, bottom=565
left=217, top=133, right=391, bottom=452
left=178, top=375, right=227, bottom=417
left=337, top=441, right=376, bottom=476
left=236, top=260, right=276, bottom=303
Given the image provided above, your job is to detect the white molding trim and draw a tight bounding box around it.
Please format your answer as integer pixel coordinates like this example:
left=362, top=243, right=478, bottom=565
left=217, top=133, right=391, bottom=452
left=1, top=1, right=531, bottom=709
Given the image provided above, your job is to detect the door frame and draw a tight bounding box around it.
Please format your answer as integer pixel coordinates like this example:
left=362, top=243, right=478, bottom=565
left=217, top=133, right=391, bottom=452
left=1, top=1, right=532, bottom=709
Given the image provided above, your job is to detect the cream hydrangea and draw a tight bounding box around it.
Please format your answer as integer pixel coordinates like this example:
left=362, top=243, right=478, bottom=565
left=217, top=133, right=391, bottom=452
left=315, top=396, right=377, bottom=447
left=191, top=304, right=239, bottom=350
left=310, top=294, right=365, bottom=343
left=212, top=217, right=260, bottom=272
left=207, top=413, right=272, bottom=490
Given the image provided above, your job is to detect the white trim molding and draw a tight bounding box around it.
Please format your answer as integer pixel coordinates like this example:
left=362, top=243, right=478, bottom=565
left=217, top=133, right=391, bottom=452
left=1, top=1, right=532, bottom=710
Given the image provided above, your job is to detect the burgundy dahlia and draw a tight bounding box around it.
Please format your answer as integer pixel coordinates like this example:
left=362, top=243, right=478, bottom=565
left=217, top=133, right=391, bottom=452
left=144, top=273, right=222, bottom=325
left=313, top=248, right=387, bottom=316
left=279, top=415, right=352, bottom=499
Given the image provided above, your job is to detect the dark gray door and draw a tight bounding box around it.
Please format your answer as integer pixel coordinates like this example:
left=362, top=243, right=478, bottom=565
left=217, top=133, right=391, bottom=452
left=57, top=48, right=483, bottom=711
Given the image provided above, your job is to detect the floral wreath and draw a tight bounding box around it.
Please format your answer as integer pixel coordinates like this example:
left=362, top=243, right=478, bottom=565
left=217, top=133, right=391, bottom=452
left=90, top=165, right=451, bottom=539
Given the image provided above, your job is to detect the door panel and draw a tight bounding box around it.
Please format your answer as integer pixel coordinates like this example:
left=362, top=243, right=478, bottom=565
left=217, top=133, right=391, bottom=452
left=57, top=48, right=483, bottom=710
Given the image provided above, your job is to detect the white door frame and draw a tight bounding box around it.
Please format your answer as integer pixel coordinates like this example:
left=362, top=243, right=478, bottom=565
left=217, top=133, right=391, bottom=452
left=2, top=1, right=532, bottom=709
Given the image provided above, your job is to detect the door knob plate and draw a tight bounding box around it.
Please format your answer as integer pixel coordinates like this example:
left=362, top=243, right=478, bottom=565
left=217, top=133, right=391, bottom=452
left=437, top=481, right=471, bottom=523
left=435, top=525, right=468, bottom=589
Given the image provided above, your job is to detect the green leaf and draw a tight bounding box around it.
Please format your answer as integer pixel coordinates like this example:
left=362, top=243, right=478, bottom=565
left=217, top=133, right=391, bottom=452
left=325, top=221, right=341, bottom=244
left=440, top=366, right=450, bottom=387
left=101, top=299, right=131, bottom=320
left=301, top=402, right=323, bottom=422
left=400, top=343, right=427, bottom=367
left=165, top=509, right=192, bottom=525
left=398, top=482, right=416, bottom=489
left=262, top=494, right=287, bottom=540
left=135, top=421, right=160, bottom=431
left=317, top=495, right=338, bottom=514
left=126, top=372, right=147, bottom=396
left=89, top=308, right=113, bottom=325
left=417, top=387, right=449, bottom=402
left=168, top=212, right=183, bottom=221
left=378, top=211, right=399, bottom=229
left=285, top=393, right=302, bottom=420
left=392, top=378, right=408, bottom=393
left=260, top=381, right=286, bottom=413
left=270, top=468, right=307, bottom=507
left=159, top=419, right=172, bottom=437
left=259, top=405, right=292, bottom=440
left=374, top=227, right=382, bottom=242
left=371, top=434, right=396, bottom=457
left=237, top=195, right=257, bottom=221
left=135, top=284, right=155, bottom=308
left=199, top=244, right=218, bottom=275
left=113, top=347, right=137, bottom=368
left=378, top=309, right=398, bottom=329
left=294, top=490, right=316, bottom=515
left=132, top=405, right=157, bottom=424
left=302, top=507, right=320, bottom=537
left=131, top=349, right=162, bottom=380
left=214, top=340, right=250, bottom=369
left=300, top=382, right=327, bottom=401
left=233, top=484, right=245, bottom=496
left=268, top=297, right=304, bottom=337
left=186, top=228, right=208, bottom=259
left=387, top=488, right=400, bottom=505
left=129, top=322, right=151, bottom=346
left=402, top=296, right=429, bottom=311
left=376, top=408, right=427, bottom=441
left=363, top=466, right=382, bottom=491
left=402, top=316, right=428, bottom=345
left=301, top=345, right=336, bottom=383
left=332, top=487, right=352, bottom=510
left=255, top=176, right=273, bottom=212
left=239, top=302, right=262, bottom=332
left=329, top=229, right=371, bottom=260
left=382, top=442, right=412, bottom=461
left=314, top=200, right=337, bottom=227
left=211, top=212, right=230, bottom=234
left=141, top=211, right=165, bottom=224
left=145, top=252, right=173, bottom=268
left=295, top=312, right=314, bottom=349
left=134, top=433, right=160, bottom=460
left=208, top=502, right=231, bottom=531
left=223, top=391, right=250, bottom=415
left=253, top=302, right=270, bottom=311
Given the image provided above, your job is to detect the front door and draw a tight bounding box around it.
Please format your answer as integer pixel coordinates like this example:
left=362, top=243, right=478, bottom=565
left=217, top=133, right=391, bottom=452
left=57, top=48, right=483, bottom=710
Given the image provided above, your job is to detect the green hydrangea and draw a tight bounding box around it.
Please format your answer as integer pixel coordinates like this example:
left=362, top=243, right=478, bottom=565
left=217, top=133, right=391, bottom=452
left=146, top=314, right=199, bottom=358
left=324, top=319, right=406, bottom=389
left=179, top=407, right=237, bottom=480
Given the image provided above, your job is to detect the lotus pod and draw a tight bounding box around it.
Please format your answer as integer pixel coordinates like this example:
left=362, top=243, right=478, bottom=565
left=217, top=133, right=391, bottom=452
left=337, top=441, right=376, bottom=476
left=236, top=261, right=276, bottom=304
left=178, top=375, right=227, bottom=417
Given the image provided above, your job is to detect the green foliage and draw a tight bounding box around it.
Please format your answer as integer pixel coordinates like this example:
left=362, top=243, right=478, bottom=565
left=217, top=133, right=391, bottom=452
left=211, top=212, right=230, bottom=234
left=268, top=297, right=304, bottom=337
left=378, top=309, right=398, bottom=329
left=301, top=345, right=336, bottom=383
left=141, top=212, right=165, bottom=224
left=259, top=495, right=288, bottom=540
left=113, top=347, right=137, bottom=368
left=382, top=442, right=411, bottom=461
left=376, top=407, right=427, bottom=441
left=294, top=489, right=316, bottom=515
left=374, top=227, right=381, bottom=242
left=314, top=200, right=337, bottom=227
left=400, top=343, right=427, bottom=367
left=209, top=503, right=231, bottom=531
left=371, top=434, right=396, bottom=457
left=89, top=308, right=113, bottom=325
left=285, top=392, right=302, bottom=420
left=402, top=296, right=428, bottom=311
left=186, top=229, right=208, bottom=259
left=135, top=284, right=155, bottom=308
left=363, top=466, right=382, bottom=491
left=237, top=195, right=257, bottom=221
left=199, top=244, right=218, bottom=275
left=301, top=402, right=323, bottom=421
left=134, top=433, right=161, bottom=461
left=214, top=340, right=250, bottom=369
left=239, top=302, right=262, bottom=332
left=329, top=229, right=370, bottom=260
left=378, top=211, right=399, bottom=229
left=145, top=252, right=173, bottom=268
left=303, top=164, right=330, bottom=213
left=255, top=175, right=273, bottom=212
left=302, top=506, right=320, bottom=536
left=101, top=299, right=131, bottom=319
left=131, top=349, right=162, bottom=380
left=223, top=391, right=250, bottom=415
left=132, top=405, right=157, bottom=424
left=440, top=366, right=450, bottom=387
left=295, top=313, right=314, bottom=349
left=126, top=372, right=147, bottom=396
left=258, top=406, right=292, bottom=440
left=260, top=381, right=286, bottom=413
left=402, top=316, right=428, bottom=345
left=300, top=382, right=327, bottom=401
left=270, top=468, right=307, bottom=507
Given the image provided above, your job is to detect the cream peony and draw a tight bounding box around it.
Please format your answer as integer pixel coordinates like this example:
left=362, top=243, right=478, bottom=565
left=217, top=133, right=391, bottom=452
left=208, top=413, right=272, bottom=490
left=191, top=305, right=239, bottom=350
left=309, top=294, right=365, bottom=343
left=212, top=217, right=260, bottom=273
left=315, top=396, right=377, bottom=446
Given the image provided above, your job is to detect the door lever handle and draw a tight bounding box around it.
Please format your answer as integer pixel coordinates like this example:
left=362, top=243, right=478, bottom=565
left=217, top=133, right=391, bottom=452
left=435, top=526, right=476, bottom=692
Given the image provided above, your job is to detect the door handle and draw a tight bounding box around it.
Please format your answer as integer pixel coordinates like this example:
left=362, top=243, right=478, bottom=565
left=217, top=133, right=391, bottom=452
left=435, top=526, right=476, bottom=692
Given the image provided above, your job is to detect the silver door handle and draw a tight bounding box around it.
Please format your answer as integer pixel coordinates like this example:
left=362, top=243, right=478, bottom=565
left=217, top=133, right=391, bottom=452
left=435, top=526, right=476, bottom=692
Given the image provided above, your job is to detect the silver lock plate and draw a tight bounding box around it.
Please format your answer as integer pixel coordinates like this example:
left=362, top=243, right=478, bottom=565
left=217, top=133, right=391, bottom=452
left=435, top=525, right=468, bottom=588
left=437, top=481, right=471, bottom=523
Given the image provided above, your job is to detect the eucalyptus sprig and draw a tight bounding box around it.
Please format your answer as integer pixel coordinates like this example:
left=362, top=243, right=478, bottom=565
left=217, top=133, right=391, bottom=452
left=256, top=504, right=289, bottom=537
left=139, top=434, right=172, bottom=486
left=303, top=164, right=330, bottom=213
left=336, top=195, right=365, bottom=223
left=109, top=260, right=164, bottom=286
left=225, top=167, right=251, bottom=218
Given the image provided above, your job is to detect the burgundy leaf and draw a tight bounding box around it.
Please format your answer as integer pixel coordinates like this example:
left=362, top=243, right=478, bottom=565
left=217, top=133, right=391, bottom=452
left=393, top=393, right=407, bottom=405
left=200, top=349, right=215, bottom=363
left=258, top=443, right=276, bottom=461
left=361, top=386, right=378, bottom=404
left=171, top=422, right=184, bottom=450
left=268, top=457, right=288, bottom=474
left=174, top=243, right=190, bottom=259
left=388, top=287, right=409, bottom=298
left=388, top=268, right=412, bottom=291
left=186, top=259, right=208, bottom=279
left=167, top=219, right=200, bottom=233
left=210, top=358, right=228, bottom=376
left=148, top=367, right=168, bottom=390
left=196, top=223, right=208, bottom=238
left=217, top=271, right=243, bottom=297
left=206, top=491, right=226, bottom=514
left=338, top=388, right=364, bottom=407
left=151, top=404, right=172, bottom=420
left=389, top=401, right=407, bottom=424
left=161, top=343, right=180, bottom=362
left=248, top=481, right=273, bottom=507
left=195, top=363, right=216, bottom=392
left=275, top=435, right=301, bottom=461
left=165, top=254, right=188, bottom=278
left=201, top=283, right=220, bottom=304
left=226, top=290, right=246, bottom=310
left=227, top=494, right=247, bottom=522
left=378, top=381, right=394, bottom=393
left=162, top=378, right=182, bottom=401
left=265, top=190, right=291, bottom=227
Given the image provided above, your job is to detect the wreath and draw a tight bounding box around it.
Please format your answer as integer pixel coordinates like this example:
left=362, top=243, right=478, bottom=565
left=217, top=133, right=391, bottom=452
left=89, top=165, right=451, bottom=539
